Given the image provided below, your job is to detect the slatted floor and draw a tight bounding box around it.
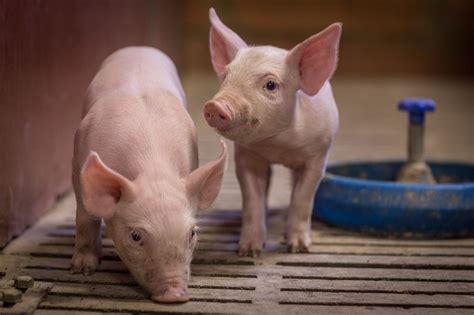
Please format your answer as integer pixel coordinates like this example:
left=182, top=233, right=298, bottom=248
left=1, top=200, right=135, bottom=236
left=1, top=194, right=474, bottom=314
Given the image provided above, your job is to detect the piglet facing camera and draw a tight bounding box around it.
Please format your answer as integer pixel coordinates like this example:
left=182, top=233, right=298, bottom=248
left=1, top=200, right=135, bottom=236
left=71, top=47, right=228, bottom=303
left=204, top=9, right=341, bottom=256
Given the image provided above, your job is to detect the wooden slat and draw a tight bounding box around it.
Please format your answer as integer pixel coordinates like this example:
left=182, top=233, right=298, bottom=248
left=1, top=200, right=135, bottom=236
left=308, top=237, right=474, bottom=247
left=24, top=269, right=257, bottom=288
left=276, top=266, right=474, bottom=282
left=27, top=269, right=137, bottom=285
left=22, top=264, right=474, bottom=283
left=39, top=295, right=254, bottom=313
left=276, top=305, right=474, bottom=315
left=33, top=305, right=474, bottom=315
left=49, top=283, right=254, bottom=301
left=306, top=245, right=474, bottom=256
left=280, top=279, right=474, bottom=294
left=23, top=257, right=126, bottom=272
left=274, top=253, right=474, bottom=269
left=277, top=291, right=474, bottom=308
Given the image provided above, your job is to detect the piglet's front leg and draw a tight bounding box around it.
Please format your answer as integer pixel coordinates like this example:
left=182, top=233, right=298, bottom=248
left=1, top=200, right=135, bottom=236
left=71, top=198, right=102, bottom=275
left=235, top=145, right=271, bottom=257
left=286, top=158, right=327, bottom=253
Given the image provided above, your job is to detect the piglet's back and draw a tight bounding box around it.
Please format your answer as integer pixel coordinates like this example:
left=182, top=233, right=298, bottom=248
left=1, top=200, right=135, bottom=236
left=74, top=47, right=197, bottom=181
left=84, top=47, right=186, bottom=111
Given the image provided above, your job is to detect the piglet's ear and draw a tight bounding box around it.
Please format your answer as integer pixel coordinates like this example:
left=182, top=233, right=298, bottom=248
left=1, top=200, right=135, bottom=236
left=287, top=23, right=342, bottom=96
left=209, top=8, right=247, bottom=80
left=80, top=151, right=135, bottom=220
left=186, top=139, right=228, bottom=211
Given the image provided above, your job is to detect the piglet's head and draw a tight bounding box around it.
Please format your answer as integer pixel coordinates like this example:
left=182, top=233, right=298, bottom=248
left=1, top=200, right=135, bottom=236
left=80, top=142, right=227, bottom=303
left=204, top=8, right=342, bottom=144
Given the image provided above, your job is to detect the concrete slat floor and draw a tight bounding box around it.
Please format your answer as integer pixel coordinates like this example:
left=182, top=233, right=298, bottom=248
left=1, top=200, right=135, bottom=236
left=0, top=75, right=473, bottom=314
left=1, top=194, right=474, bottom=314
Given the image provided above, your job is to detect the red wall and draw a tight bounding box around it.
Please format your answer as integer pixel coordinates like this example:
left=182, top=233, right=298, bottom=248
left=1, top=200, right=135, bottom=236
left=0, top=0, right=183, bottom=246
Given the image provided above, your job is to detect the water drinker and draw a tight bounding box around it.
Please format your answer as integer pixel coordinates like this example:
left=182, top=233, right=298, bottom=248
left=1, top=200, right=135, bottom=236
left=313, top=98, right=474, bottom=238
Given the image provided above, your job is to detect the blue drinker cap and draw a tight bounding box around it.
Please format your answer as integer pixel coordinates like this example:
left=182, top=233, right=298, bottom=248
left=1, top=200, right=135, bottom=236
left=398, top=98, right=436, bottom=125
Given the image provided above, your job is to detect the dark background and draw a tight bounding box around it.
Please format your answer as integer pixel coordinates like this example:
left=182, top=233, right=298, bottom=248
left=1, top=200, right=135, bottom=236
left=182, top=0, right=474, bottom=76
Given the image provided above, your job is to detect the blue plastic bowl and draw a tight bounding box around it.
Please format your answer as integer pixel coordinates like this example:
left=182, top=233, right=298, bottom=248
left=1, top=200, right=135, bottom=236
left=313, top=161, right=474, bottom=238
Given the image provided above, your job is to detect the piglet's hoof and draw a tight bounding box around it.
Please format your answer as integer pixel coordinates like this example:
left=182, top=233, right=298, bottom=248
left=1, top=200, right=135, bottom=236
left=286, top=230, right=311, bottom=253
left=70, top=252, right=99, bottom=275
left=237, top=242, right=265, bottom=257
left=238, top=228, right=266, bottom=257
left=238, top=236, right=265, bottom=257
left=237, top=245, right=262, bottom=258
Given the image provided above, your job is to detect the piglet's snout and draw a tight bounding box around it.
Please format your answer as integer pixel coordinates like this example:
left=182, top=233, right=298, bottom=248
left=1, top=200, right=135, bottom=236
left=152, top=286, right=190, bottom=303
left=204, top=100, right=232, bottom=131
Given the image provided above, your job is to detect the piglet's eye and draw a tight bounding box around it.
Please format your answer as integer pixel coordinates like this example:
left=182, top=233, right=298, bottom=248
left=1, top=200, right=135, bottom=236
left=264, top=80, right=278, bottom=91
left=131, top=231, right=141, bottom=242
left=190, top=226, right=199, bottom=242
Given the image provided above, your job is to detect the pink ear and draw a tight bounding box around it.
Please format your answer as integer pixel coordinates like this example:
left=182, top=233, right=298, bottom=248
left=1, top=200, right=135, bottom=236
left=80, top=151, right=135, bottom=219
left=186, top=139, right=228, bottom=211
left=209, top=8, right=247, bottom=79
left=287, top=23, right=342, bottom=96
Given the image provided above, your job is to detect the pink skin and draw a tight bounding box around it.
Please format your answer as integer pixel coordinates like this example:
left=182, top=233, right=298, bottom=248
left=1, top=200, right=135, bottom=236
left=70, top=47, right=228, bottom=303
left=204, top=8, right=341, bottom=256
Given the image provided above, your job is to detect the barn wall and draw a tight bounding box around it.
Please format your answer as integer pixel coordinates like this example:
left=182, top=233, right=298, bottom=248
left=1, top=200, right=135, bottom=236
left=0, top=0, right=183, bottom=247
left=182, top=0, right=474, bottom=76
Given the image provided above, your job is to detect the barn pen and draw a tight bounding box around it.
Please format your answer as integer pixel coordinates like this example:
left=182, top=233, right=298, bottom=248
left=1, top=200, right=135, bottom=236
left=1, top=1, right=473, bottom=314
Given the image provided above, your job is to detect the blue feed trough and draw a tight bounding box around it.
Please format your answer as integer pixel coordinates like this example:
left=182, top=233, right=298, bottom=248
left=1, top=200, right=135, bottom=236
left=313, top=161, right=474, bottom=238
left=313, top=98, right=474, bottom=238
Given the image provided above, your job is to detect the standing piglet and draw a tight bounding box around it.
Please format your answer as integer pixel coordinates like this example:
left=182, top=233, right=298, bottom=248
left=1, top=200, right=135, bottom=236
left=71, top=47, right=227, bottom=302
left=204, top=9, right=341, bottom=256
